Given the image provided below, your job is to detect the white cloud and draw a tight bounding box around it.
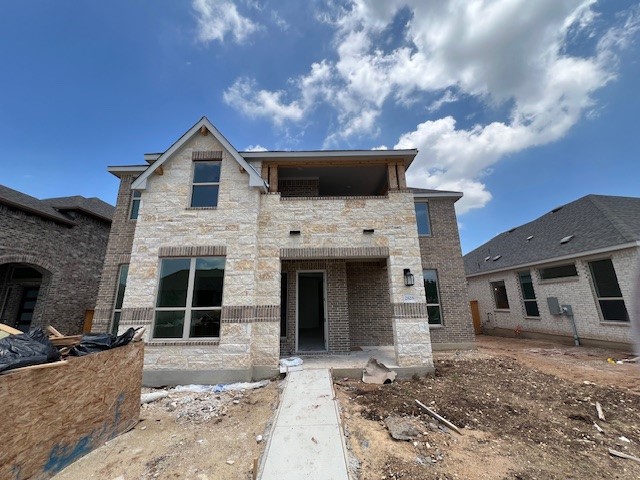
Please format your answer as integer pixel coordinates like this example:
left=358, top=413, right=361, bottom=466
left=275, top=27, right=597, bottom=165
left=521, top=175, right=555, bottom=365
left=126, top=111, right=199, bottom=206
left=372, top=145, right=388, bottom=150
left=192, top=0, right=260, bottom=44
left=244, top=144, right=268, bottom=152
left=222, top=1, right=638, bottom=212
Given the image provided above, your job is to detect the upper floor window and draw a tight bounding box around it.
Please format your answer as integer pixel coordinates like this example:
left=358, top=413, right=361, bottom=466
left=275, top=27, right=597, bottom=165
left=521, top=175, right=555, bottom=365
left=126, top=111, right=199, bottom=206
left=191, top=161, right=221, bottom=207
left=112, top=264, right=129, bottom=334
left=518, top=271, right=539, bottom=317
left=415, top=202, right=431, bottom=236
left=423, top=269, right=442, bottom=325
left=491, top=280, right=509, bottom=309
left=129, top=191, right=141, bottom=219
left=153, top=257, right=225, bottom=339
left=588, top=259, right=629, bottom=322
left=539, top=263, right=578, bottom=280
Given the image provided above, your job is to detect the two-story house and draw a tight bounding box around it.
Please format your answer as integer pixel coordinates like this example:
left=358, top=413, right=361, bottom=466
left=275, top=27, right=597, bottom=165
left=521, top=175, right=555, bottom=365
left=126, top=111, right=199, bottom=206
left=94, top=117, right=474, bottom=385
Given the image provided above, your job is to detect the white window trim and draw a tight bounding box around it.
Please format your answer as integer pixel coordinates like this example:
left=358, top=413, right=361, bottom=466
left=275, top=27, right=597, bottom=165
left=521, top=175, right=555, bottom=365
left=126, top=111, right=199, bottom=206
left=190, top=161, right=221, bottom=208
left=154, top=257, right=223, bottom=340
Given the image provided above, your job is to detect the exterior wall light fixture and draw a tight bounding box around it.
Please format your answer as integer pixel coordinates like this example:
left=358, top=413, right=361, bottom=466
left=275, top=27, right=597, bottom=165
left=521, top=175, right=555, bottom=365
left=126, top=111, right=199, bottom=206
left=403, top=268, right=415, bottom=286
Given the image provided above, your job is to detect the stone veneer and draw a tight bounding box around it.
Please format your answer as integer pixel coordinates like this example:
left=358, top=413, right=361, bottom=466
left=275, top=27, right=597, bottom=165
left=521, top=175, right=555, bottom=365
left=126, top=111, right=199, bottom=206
left=97, top=127, right=482, bottom=381
left=467, top=247, right=638, bottom=346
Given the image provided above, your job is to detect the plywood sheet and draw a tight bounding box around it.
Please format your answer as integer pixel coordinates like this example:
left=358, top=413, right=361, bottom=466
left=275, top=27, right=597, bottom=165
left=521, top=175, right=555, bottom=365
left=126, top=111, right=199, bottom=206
left=0, top=341, right=144, bottom=480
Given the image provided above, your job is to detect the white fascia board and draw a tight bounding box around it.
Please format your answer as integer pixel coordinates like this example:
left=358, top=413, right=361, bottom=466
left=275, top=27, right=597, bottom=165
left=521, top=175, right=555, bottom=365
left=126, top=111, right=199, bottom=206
left=107, top=165, right=149, bottom=178
left=131, top=117, right=267, bottom=191
left=465, top=241, right=640, bottom=278
left=413, top=191, right=463, bottom=200
left=143, top=153, right=161, bottom=162
left=241, top=149, right=418, bottom=168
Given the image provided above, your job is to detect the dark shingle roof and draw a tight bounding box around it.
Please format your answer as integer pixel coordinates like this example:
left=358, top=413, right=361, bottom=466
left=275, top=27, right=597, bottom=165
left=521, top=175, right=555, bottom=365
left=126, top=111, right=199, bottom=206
left=464, top=194, right=640, bottom=276
left=43, top=196, right=114, bottom=223
left=0, top=184, right=113, bottom=225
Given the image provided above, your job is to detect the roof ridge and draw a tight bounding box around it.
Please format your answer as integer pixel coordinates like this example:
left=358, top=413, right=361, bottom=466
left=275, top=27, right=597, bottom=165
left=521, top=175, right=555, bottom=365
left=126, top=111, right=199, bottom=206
left=587, top=195, right=636, bottom=243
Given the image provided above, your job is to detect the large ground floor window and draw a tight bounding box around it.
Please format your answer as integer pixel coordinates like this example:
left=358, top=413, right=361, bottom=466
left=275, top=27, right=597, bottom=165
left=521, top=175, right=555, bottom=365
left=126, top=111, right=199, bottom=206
left=153, top=257, right=225, bottom=339
left=423, top=269, right=443, bottom=325
left=588, top=259, right=629, bottom=322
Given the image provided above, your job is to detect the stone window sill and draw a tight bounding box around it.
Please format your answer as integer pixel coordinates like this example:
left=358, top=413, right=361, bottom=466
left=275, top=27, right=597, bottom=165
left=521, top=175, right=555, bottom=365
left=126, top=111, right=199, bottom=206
left=524, top=316, right=542, bottom=321
left=185, top=207, right=218, bottom=211
left=147, top=339, right=220, bottom=347
left=598, top=321, right=630, bottom=328
left=494, top=309, right=510, bottom=313
left=428, top=324, right=444, bottom=329
left=538, top=277, right=579, bottom=285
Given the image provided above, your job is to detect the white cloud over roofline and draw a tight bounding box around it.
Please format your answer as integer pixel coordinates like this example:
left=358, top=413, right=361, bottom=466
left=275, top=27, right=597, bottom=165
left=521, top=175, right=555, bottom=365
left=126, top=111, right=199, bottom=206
left=192, top=0, right=260, bottom=44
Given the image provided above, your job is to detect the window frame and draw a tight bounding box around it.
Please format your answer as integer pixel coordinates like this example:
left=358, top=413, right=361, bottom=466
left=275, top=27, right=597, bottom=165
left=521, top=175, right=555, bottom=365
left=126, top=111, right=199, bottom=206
left=423, top=269, right=443, bottom=325
left=539, top=263, right=578, bottom=280
left=414, top=201, right=432, bottom=236
left=153, top=257, right=225, bottom=340
left=490, top=280, right=510, bottom=310
left=111, top=264, right=129, bottom=334
left=190, top=160, right=221, bottom=208
left=280, top=272, right=287, bottom=338
left=517, top=270, right=540, bottom=318
left=129, top=190, right=141, bottom=220
left=588, top=258, right=629, bottom=322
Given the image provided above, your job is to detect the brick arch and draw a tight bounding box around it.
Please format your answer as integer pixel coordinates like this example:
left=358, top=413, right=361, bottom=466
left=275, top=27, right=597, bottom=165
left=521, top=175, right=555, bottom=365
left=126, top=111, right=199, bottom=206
left=0, top=254, right=55, bottom=274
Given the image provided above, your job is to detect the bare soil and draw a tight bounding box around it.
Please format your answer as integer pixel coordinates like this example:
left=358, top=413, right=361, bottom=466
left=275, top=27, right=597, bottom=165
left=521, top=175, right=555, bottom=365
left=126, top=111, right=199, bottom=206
left=52, top=382, right=279, bottom=480
left=337, top=336, right=640, bottom=480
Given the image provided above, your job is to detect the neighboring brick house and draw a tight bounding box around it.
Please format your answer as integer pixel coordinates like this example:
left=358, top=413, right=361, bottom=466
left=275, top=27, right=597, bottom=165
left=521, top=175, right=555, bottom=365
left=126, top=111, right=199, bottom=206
left=94, top=117, right=474, bottom=385
left=0, top=184, right=113, bottom=334
left=464, top=195, right=639, bottom=349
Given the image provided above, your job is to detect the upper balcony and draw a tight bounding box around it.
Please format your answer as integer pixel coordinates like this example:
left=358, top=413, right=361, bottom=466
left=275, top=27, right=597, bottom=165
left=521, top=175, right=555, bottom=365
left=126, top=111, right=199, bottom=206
left=241, top=150, right=417, bottom=199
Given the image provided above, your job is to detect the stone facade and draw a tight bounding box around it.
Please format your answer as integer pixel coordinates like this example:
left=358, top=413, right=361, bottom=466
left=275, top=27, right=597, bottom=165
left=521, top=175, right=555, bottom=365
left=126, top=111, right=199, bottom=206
left=97, top=119, right=475, bottom=383
left=417, top=198, right=475, bottom=348
left=467, top=247, right=638, bottom=346
left=0, top=203, right=111, bottom=333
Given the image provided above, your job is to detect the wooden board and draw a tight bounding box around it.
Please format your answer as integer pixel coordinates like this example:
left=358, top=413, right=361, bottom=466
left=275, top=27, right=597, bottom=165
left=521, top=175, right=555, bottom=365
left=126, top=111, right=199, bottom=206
left=0, top=341, right=144, bottom=480
left=0, top=322, right=22, bottom=335
left=470, top=300, right=482, bottom=335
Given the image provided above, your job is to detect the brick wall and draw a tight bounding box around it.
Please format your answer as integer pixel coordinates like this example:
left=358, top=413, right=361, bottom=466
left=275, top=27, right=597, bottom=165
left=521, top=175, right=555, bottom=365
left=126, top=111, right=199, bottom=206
left=279, top=178, right=319, bottom=197
left=346, top=260, right=392, bottom=346
left=417, top=198, right=475, bottom=346
left=93, top=175, right=138, bottom=332
left=0, top=204, right=110, bottom=333
left=467, top=247, right=638, bottom=345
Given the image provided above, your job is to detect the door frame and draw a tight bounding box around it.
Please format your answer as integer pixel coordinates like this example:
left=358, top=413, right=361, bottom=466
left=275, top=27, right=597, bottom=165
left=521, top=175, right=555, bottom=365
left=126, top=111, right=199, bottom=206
left=295, top=270, right=328, bottom=352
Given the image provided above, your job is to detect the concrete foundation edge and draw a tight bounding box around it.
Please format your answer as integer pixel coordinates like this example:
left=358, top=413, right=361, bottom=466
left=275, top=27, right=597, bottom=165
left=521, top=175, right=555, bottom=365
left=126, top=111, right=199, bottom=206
left=431, top=341, right=476, bottom=352
left=142, top=366, right=280, bottom=387
left=487, top=328, right=634, bottom=352
left=330, top=365, right=435, bottom=380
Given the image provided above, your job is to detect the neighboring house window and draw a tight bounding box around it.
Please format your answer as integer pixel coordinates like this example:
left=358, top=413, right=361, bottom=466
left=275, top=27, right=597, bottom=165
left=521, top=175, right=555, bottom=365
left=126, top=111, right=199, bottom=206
left=423, top=269, right=442, bottom=324
left=589, top=259, right=629, bottom=322
left=280, top=273, right=287, bottom=337
left=130, top=191, right=141, bottom=219
left=415, top=203, right=431, bottom=236
left=112, top=264, right=129, bottom=334
left=539, top=263, right=578, bottom=280
left=153, top=257, right=225, bottom=338
left=518, top=271, right=539, bottom=317
left=191, top=161, right=221, bottom=207
left=491, top=281, right=509, bottom=309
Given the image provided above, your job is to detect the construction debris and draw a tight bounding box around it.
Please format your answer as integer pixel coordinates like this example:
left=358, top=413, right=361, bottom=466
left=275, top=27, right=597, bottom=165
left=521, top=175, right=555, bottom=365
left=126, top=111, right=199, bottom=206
left=141, top=391, right=169, bottom=404
left=608, top=449, right=640, bottom=464
left=595, top=401, right=606, bottom=421
left=362, top=357, right=397, bottom=384
left=279, top=356, right=303, bottom=373
left=593, top=422, right=604, bottom=434
left=415, top=399, right=462, bottom=435
left=384, top=415, right=423, bottom=441
left=173, top=380, right=269, bottom=394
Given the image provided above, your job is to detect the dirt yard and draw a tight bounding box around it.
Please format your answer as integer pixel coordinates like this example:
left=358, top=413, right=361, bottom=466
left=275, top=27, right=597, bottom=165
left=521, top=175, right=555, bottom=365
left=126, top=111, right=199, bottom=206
left=337, top=336, right=640, bottom=479
left=53, top=382, right=279, bottom=480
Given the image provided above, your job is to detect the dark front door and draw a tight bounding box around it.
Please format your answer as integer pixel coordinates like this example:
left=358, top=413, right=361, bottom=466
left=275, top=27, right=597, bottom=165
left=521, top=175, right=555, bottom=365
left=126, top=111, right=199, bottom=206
left=297, top=272, right=326, bottom=351
left=16, top=286, right=40, bottom=332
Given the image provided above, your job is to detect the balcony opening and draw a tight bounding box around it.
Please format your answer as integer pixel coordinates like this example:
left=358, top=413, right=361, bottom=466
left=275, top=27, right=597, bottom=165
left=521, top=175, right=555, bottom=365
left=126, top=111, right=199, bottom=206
left=278, top=165, right=389, bottom=198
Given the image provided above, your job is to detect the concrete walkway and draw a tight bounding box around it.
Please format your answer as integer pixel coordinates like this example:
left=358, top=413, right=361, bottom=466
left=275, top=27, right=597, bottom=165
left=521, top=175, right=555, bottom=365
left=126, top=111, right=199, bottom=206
left=259, top=369, right=350, bottom=480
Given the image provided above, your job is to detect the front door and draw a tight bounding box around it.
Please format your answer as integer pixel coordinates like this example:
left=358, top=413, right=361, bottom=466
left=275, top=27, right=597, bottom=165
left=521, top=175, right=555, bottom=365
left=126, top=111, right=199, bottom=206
left=16, top=286, right=40, bottom=332
left=297, top=272, right=326, bottom=352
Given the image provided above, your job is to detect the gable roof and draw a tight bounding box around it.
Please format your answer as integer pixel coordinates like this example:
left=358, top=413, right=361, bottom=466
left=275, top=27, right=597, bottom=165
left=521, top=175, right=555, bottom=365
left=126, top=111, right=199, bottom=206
left=464, top=194, right=640, bottom=277
left=0, top=184, right=113, bottom=225
left=131, top=117, right=266, bottom=190
left=43, top=196, right=114, bottom=223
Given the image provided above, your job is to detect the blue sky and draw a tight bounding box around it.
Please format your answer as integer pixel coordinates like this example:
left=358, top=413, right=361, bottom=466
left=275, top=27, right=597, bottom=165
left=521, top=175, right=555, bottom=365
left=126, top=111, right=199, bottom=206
left=1, top=0, right=638, bottom=253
